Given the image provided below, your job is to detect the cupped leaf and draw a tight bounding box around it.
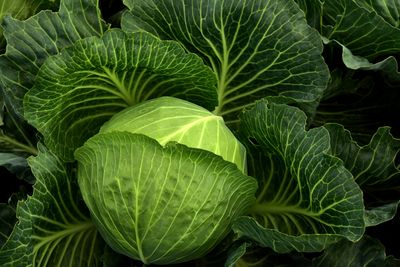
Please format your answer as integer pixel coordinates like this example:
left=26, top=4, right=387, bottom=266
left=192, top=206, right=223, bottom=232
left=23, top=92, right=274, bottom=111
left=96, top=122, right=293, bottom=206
left=122, top=0, right=329, bottom=121
left=75, top=132, right=257, bottom=265
left=0, top=144, right=104, bottom=266
left=234, top=100, right=365, bottom=252
left=100, top=97, right=246, bottom=173
left=24, top=29, right=217, bottom=161
left=0, top=0, right=107, bottom=118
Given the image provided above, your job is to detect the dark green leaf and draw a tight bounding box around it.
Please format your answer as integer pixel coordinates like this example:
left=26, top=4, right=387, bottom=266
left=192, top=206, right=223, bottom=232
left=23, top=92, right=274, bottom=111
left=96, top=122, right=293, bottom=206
left=234, top=100, right=365, bottom=252
left=122, top=0, right=329, bottom=122
left=0, top=144, right=104, bottom=266
left=324, top=124, right=400, bottom=187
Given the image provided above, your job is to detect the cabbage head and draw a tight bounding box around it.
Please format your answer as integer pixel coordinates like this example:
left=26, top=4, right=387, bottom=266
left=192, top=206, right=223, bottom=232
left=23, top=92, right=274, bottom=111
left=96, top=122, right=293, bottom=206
left=74, top=97, right=257, bottom=264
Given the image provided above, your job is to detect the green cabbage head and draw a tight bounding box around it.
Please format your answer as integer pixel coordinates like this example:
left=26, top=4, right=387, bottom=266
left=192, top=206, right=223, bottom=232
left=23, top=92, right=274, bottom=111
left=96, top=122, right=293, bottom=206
left=75, top=97, right=257, bottom=264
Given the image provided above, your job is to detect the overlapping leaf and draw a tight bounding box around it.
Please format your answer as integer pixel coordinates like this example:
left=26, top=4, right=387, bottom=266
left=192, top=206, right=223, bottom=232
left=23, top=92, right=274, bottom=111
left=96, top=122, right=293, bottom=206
left=233, top=100, right=364, bottom=252
left=122, top=0, right=329, bottom=122
left=24, top=29, right=217, bottom=161
left=0, top=0, right=107, bottom=118
left=0, top=145, right=104, bottom=266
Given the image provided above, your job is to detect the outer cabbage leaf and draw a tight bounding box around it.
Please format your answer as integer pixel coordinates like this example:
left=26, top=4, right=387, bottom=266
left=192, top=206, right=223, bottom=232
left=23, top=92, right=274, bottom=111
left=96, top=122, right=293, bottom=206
left=0, top=0, right=107, bottom=118
left=122, top=0, right=329, bottom=122
left=24, top=29, right=217, bottom=161
left=0, top=145, right=104, bottom=266
left=75, top=132, right=257, bottom=264
left=233, top=100, right=365, bottom=252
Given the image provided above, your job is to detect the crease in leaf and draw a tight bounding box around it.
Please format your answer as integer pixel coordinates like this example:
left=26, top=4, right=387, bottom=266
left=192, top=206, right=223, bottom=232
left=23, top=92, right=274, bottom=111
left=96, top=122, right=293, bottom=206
left=233, top=100, right=365, bottom=252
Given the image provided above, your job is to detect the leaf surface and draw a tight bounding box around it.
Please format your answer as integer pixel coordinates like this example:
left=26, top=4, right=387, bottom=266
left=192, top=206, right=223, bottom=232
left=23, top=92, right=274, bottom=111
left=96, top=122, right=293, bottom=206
left=122, top=0, right=329, bottom=121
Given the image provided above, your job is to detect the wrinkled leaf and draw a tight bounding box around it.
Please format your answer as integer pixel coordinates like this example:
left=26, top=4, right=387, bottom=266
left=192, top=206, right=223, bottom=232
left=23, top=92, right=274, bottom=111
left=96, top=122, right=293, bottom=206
left=122, top=0, right=329, bottom=121
left=233, top=100, right=364, bottom=252
left=24, top=29, right=218, bottom=161
left=0, top=144, right=104, bottom=266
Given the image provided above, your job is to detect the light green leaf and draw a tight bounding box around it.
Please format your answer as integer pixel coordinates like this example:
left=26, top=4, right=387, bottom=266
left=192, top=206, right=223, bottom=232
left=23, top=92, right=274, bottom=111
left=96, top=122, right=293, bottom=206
left=24, top=29, right=217, bottom=161
left=75, top=132, right=257, bottom=265
left=0, top=0, right=107, bottom=118
left=234, top=100, right=365, bottom=252
left=0, top=144, right=104, bottom=266
left=122, top=0, right=329, bottom=122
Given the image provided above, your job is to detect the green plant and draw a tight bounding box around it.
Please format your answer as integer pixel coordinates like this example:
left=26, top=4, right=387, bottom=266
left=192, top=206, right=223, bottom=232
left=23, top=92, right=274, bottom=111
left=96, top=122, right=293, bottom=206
left=0, top=0, right=399, bottom=266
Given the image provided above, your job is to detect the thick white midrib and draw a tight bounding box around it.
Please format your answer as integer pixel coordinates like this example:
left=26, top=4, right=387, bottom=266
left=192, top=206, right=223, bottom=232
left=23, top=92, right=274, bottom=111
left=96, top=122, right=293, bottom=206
left=157, top=115, right=221, bottom=145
